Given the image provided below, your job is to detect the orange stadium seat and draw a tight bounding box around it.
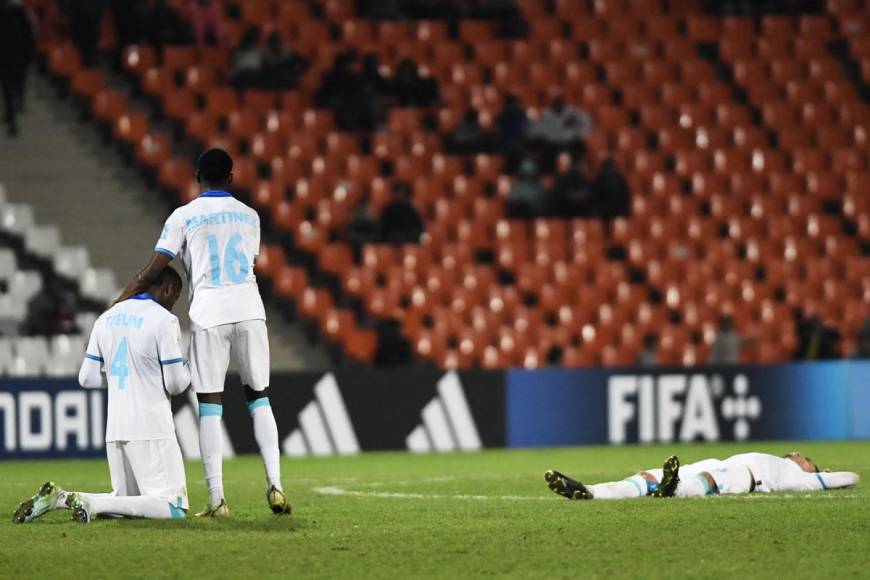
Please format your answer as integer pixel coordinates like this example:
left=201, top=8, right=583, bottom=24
left=38, top=0, right=866, bottom=369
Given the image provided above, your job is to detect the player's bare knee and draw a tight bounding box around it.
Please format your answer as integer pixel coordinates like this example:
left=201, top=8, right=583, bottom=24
left=197, top=392, right=223, bottom=405
left=700, top=472, right=717, bottom=491
left=638, top=471, right=658, bottom=484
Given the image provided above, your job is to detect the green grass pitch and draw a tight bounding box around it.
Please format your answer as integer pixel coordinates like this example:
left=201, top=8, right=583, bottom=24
left=2, top=441, right=868, bottom=579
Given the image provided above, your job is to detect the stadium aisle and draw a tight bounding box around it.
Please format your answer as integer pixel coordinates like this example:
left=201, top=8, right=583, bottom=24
left=0, top=72, right=328, bottom=370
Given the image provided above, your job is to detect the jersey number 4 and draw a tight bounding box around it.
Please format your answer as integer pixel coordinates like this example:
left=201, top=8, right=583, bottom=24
left=110, top=337, right=129, bottom=390
left=207, top=233, right=250, bottom=285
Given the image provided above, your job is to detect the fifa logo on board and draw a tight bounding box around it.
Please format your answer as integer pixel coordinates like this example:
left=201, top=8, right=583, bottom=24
left=607, top=374, right=762, bottom=444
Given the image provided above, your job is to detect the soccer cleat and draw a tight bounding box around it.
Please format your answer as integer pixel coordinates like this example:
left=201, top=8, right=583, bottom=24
left=65, top=493, right=92, bottom=523
left=652, top=455, right=681, bottom=498
left=12, top=481, right=65, bottom=524
left=545, top=470, right=593, bottom=500
left=195, top=499, right=230, bottom=517
left=266, top=486, right=292, bottom=515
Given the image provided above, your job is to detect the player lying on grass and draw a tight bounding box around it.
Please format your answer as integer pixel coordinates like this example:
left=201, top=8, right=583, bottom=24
left=545, top=451, right=859, bottom=500
left=115, top=148, right=289, bottom=517
left=13, top=268, right=190, bottom=523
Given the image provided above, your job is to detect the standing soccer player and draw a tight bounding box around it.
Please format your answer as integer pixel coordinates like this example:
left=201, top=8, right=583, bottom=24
left=115, top=148, right=289, bottom=517
left=13, top=267, right=190, bottom=523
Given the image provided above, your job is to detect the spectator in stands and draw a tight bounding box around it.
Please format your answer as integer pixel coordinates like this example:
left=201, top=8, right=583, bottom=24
left=61, top=0, right=107, bottom=66
left=316, top=50, right=380, bottom=131
left=189, top=0, right=226, bottom=47
left=0, top=0, right=36, bottom=137
left=374, top=318, right=412, bottom=366
left=357, top=53, right=391, bottom=125
left=315, top=51, right=357, bottom=109
left=637, top=334, right=659, bottom=367
left=494, top=92, right=529, bottom=172
left=229, top=27, right=264, bottom=88
left=591, top=158, right=631, bottom=219
left=144, top=0, right=191, bottom=59
left=708, top=315, right=756, bottom=365
left=550, top=155, right=594, bottom=218
left=507, top=158, right=546, bottom=218
left=530, top=96, right=593, bottom=172
left=391, top=58, right=439, bottom=107
left=261, top=31, right=309, bottom=89
left=851, top=319, right=870, bottom=360
left=380, top=181, right=424, bottom=244
left=24, top=277, right=77, bottom=336
left=347, top=190, right=379, bottom=262
left=446, top=108, right=490, bottom=154
left=794, top=312, right=840, bottom=360
left=359, top=53, right=390, bottom=96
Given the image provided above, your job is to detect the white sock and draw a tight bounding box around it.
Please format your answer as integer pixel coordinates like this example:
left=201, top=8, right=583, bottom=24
left=55, top=491, right=69, bottom=509
left=588, top=475, right=649, bottom=500
left=675, top=475, right=713, bottom=497
left=199, top=403, right=225, bottom=507
left=76, top=493, right=183, bottom=519
left=249, top=399, right=282, bottom=490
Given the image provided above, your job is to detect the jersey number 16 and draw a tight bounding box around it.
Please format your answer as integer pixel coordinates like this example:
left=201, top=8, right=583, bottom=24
left=207, top=233, right=250, bottom=285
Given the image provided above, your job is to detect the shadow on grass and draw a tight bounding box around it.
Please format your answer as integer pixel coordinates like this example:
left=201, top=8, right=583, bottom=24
left=11, top=512, right=307, bottom=534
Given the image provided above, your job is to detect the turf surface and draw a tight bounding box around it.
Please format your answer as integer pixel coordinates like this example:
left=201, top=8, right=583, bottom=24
left=2, top=441, right=868, bottom=579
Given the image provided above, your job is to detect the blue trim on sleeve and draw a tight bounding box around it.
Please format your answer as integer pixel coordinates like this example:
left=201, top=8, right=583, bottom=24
left=84, top=353, right=103, bottom=362
left=199, top=403, right=223, bottom=417
left=247, top=398, right=271, bottom=412
left=815, top=473, right=828, bottom=490
left=154, top=247, right=176, bottom=258
left=160, top=357, right=184, bottom=366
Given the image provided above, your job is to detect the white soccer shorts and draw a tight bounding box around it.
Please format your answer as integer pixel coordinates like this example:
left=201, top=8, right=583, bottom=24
left=106, top=438, right=188, bottom=509
left=189, top=319, right=270, bottom=393
left=709, top=457, right=758, bottom=494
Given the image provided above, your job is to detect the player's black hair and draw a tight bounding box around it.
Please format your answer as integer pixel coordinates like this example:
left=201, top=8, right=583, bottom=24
left=196, top=148, right=233, bottom=184
left=154, top=265, right=183, bottom=292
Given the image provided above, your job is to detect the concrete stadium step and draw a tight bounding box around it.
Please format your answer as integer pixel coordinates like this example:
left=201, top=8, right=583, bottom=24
left=0, top=72, right=328, bottom=370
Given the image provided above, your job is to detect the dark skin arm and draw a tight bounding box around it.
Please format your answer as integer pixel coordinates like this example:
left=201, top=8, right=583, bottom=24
left=114, top=252, right=174, bottom=304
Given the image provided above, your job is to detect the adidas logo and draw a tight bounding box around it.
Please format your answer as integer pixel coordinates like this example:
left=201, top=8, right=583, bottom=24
left=173, top=390, right=236, bottom=459
left=406, top=371, right=481, bottom=453
left=282, top=373, right=360, bottom=457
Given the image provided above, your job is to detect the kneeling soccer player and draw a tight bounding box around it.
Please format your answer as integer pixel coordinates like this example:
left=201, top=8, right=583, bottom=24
left=13, top=267, right=191, bottom=523
left=545, top=451, right=859, bottom=501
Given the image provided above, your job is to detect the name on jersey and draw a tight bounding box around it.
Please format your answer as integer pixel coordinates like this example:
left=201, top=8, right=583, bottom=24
left=104, top=313, right=144, bottom=329
left=185, top=212, right=256, bottom=231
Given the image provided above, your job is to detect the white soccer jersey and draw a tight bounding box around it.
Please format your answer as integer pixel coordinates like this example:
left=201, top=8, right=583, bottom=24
left=155, top=190, right=266, bottom=331
left=79, top=294, right=189, bottom=442
left=684, top=453, right=859, bottom=494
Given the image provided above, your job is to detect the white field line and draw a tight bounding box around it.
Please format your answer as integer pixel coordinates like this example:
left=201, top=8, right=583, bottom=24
left=313, top=486, right=556, bottom=501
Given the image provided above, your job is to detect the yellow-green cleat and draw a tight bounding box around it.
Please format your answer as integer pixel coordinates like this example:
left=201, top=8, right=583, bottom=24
left=545, top=470, right=593, bottom=500
left=267, top=486, right=292, bottom=515
left=652, top=455, right=681, bottom=498
left=12, top=481, right=65, bottom=524
left=195, top=499, right=230, bottom=517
